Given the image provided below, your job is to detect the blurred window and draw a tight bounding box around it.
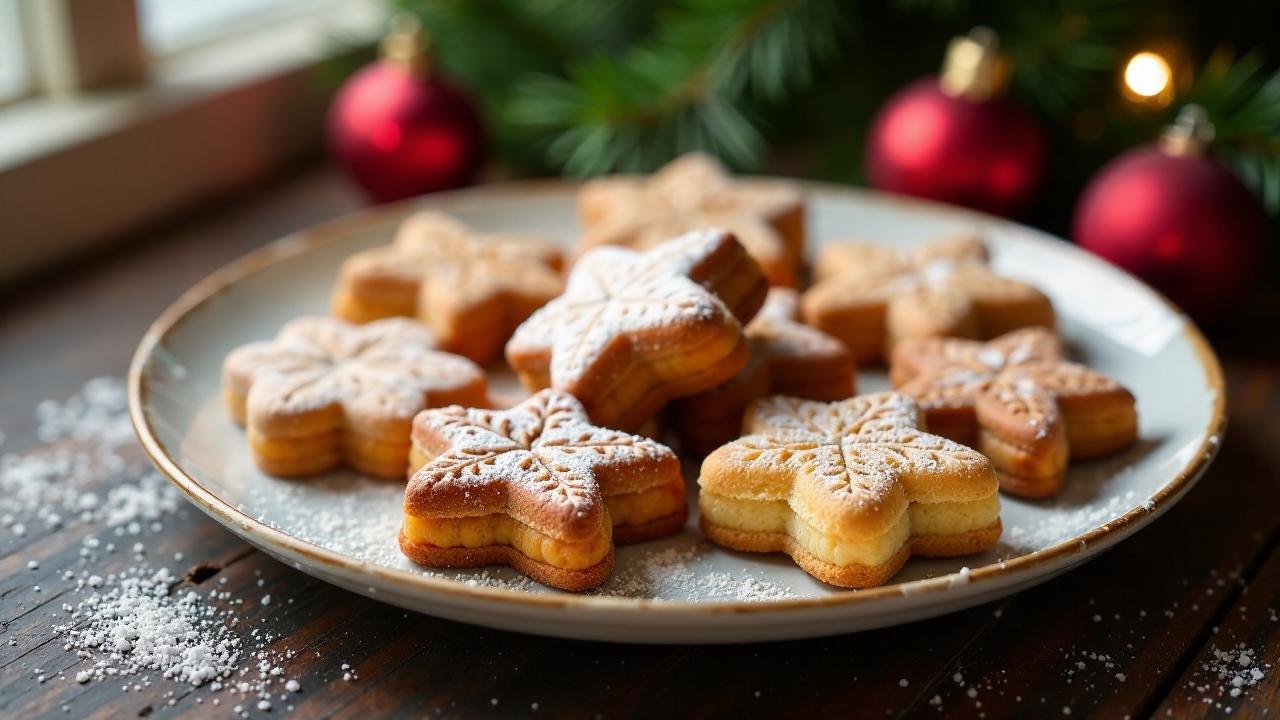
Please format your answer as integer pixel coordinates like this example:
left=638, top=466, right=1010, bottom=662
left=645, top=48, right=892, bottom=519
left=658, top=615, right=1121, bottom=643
left=0, top=0, right=26, bottom=103
left=140, top=0, right=328, bottom=53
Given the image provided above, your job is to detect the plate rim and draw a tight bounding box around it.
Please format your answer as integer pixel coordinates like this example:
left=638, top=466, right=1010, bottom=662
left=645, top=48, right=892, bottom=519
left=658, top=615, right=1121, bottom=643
left=127, top=179, right=1227, bottom=615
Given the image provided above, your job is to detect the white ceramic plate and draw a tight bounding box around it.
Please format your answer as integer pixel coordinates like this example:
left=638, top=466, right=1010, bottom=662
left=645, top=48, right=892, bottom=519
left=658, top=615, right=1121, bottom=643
left=129, top=181, right=1224, bottom=643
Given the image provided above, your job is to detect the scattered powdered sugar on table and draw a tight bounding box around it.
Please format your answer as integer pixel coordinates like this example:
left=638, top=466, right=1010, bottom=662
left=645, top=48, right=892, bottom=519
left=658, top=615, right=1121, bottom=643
left=1191, top=645, right=1269, bottom=703
left=57, top=566, right=240, bottom=687
left=2, top=378, right=185, bottom=539
left=924, top=567, right=1276, bottom=716
left=3, top=378, right=324, bottom=715
left=36, top=376, right=136, bottom=447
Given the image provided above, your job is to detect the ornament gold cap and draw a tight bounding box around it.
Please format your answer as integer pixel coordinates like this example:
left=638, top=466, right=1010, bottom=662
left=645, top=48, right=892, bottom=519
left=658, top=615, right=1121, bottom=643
left=381, top=13, right=431, bottom=76
left=1159, top=104, right=1215, bottom=157
left=940, top=27, right=1011, bottom=102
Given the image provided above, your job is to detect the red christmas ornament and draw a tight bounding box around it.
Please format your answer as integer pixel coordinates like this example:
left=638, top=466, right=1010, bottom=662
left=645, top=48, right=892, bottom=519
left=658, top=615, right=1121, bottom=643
left=328, top=16, right=485, bottom=203
left=1073, top=106, right=1267, bottom=320
left=866, top=28, right=1047, bottom=216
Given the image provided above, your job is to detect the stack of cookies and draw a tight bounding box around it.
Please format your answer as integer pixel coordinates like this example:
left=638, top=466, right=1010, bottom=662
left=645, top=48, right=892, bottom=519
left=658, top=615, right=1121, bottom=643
left=221, top=153, right=1139, bottom=592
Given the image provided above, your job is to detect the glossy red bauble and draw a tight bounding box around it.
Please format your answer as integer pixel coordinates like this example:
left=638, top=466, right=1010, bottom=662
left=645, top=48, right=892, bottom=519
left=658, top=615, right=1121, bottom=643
left=866, top=78, right=1047, bottom=217
left=327, top=62, right=485, bottom=203
left=1073, top=146, right=1267, bottom=320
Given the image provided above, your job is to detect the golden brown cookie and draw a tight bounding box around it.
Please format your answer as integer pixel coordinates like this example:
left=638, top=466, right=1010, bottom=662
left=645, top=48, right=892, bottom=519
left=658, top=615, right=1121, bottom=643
left=223, top=317, right=488, bottom=479
left=400, top=389, right=687, bottom=591
left=697, top=392, right=1002, bottom=588
left=331, top=211, right=565, bottom=365
left=505, top=228, right=768, bottom=432
left=578, top=153, right=805, bottom=286
left=801, top=235, right=1055, bottom=363
left=891, top=327, right=1138, bottom=498
left=672, top=288, right=856, bottom=455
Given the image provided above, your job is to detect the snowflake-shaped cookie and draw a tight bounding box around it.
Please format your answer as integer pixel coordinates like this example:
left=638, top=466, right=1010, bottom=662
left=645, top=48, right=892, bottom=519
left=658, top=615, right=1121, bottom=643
left=746, top=288, right=856, bottom=397
left=331, top=211, right=565, bottom=364
left=578, top=153, right=805, bottom=286
left=891, top=327, right=1138, bottom=498
left=801, top=235, right=1055, bottom=363
left=506, top=228, right=767, bottom=431
left=223, top=316, right=487, bottom=478
left=698, top=392, right=1002, bottom=587
left=672, top=288, right=857, bottom=455
left=401, top=389, right=683, bottom=590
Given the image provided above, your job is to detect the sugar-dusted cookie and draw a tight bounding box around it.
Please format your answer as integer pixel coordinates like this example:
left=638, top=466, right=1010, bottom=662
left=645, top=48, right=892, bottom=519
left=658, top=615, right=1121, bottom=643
left=331, top=211, right=565, bottom=365
left=579, top=153, right=805, bottom=286
left=672, top=288, right=856, bottom=456
left=224, top=317, right=488, bottom=479
left=891, top=327, right=1138, bottom=498
left=698, top=393, right=1002, bottom=588
left=801, top=235, right=1055, bottom=363
left=506, top=228, right=768, bottom=432
left=400, top=389, right=687, bottom=591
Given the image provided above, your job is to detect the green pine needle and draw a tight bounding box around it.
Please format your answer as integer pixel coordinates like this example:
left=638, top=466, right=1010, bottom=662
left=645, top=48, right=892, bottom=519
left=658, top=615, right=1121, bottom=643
left=1188, top=51, right=1280, bottom=215
left=1002, top=0, right=1142, bottom=121
left=506, top=0, right=842, bottom=175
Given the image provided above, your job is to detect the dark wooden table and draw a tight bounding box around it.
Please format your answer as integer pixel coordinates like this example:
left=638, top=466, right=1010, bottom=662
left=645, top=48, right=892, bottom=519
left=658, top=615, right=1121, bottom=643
left=3, top=167, right=1279, bottom=719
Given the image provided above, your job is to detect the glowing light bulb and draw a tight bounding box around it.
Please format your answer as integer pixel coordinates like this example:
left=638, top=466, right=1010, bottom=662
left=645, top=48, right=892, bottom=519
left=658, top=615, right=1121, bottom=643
left=1124, top=52, right=1172, bottom=98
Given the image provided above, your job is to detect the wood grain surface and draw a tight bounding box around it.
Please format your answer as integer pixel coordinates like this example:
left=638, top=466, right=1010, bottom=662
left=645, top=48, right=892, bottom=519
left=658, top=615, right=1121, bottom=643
left=1, top=167, right=1277, bottom=719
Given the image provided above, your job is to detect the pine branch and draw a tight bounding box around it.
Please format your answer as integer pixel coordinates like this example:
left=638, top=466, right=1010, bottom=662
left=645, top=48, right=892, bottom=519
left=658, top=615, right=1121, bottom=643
left=1000, top=0, right=1142, bottom=120
left=395, top=0, right=650, bottom=170
left=506, top=0, right=843, bottom=176
left=1186, top=50, right=1280, bottom=215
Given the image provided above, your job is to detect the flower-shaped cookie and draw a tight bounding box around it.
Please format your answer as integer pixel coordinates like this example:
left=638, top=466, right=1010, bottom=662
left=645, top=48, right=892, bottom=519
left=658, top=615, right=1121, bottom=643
left=698, top=392, right=1002, bottom=588
left=400, top=389, right=686, bottom=591
left=891, top=327, right=1138, bottom=498
left=578, top=153, right=805, bottom=286
left=802, top=235, right=1055, bottom=363
left=672, top=288, right=857, bottom=455
left=506, top=228, right=768, bottom=431
left=331, top=211, right=565, bottom=364
left=223, top=317, right=487, bottom=479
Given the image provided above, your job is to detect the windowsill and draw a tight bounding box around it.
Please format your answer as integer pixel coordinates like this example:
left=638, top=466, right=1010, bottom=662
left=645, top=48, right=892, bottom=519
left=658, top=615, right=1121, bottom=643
left=0, top=0, right=383, bottom=284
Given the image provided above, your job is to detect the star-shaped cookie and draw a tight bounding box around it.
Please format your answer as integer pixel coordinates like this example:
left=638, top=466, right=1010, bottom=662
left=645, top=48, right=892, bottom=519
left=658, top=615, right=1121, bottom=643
left=672, top=288, right=857, bottom=455
left=698, top=392, right=1002, bottom=588
left=223, top=317, right=488, bottom=479
left=331, top=211, right=565, bottom=365
left=505, top=228, right=768, bottom=432
left=891, top=327, right=1138, bottom=498
left=400, top=389, right=687, bottom=591
left=801, top=235, right=1055, bottom=363
left=578, top=153, right=805, bottom=286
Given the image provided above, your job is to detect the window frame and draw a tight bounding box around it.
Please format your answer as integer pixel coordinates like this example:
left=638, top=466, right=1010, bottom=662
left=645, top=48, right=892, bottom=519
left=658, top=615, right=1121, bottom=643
left=0, top=0, right=382, bottom=285
left=0, top=0, right=29, bottom=105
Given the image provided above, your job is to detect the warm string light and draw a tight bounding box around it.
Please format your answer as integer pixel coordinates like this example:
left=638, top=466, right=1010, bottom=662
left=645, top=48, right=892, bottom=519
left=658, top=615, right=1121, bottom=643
left=1122, top=51, right=1174, bottom=106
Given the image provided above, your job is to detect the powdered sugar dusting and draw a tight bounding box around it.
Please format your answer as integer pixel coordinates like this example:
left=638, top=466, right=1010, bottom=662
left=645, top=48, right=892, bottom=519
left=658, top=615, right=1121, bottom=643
left=225, top=316, right=485, bottom=420
left=724, top=393, right=993, bottom=497
left=508, top=229, right=741, bottom=386
left=56, top=566, right=240, bottom=687
left=3, top=378, right=181, bottom=537
left=899, top=328, right=1126, bottom=445
left=1004, top=487, right=1152, bottom=551
left=600, top=546, right=794, bottom=601
left=1187, top=644, right=1271, bottom=705
left=3, top=378, right=328, bottom=712
left=748, top=287, right=849, bottom=359
left=249, top=472, right=797, bottom=601
left=406, top=389, right=677, bottom=532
